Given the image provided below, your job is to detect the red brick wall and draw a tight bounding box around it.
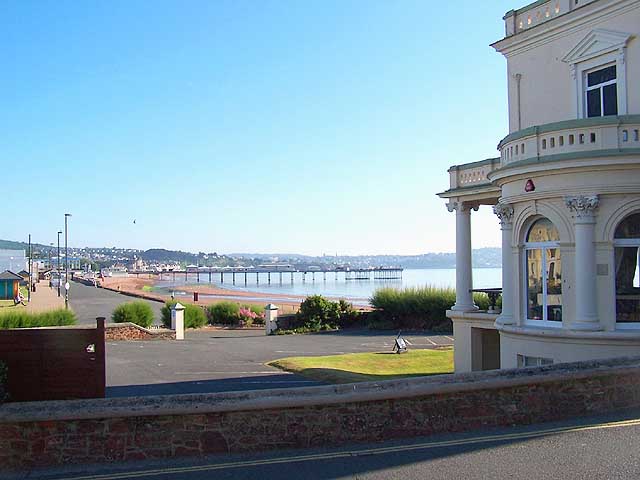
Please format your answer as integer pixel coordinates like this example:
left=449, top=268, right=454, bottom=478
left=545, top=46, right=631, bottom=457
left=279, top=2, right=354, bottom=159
left=105, top=324, right=175, bottom=341
left=1, top=358, right=640, bottom=470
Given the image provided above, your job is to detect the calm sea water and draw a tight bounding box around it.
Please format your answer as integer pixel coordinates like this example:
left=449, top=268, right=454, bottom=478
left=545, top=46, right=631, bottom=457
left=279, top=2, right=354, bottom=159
left=154, top=268, right=502, bottom=305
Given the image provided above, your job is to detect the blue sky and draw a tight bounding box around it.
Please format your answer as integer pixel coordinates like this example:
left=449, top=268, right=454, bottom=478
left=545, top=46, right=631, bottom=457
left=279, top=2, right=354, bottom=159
left=2, top=0, right=513, bottom=255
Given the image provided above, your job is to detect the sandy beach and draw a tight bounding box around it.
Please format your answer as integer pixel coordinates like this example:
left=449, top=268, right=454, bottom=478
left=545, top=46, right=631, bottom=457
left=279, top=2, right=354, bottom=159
left=100, top=276, right=305, bottom=313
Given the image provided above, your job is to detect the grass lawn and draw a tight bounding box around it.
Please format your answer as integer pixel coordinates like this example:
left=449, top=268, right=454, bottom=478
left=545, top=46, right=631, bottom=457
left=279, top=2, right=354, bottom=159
left=267, top=347, right=454, bottom=384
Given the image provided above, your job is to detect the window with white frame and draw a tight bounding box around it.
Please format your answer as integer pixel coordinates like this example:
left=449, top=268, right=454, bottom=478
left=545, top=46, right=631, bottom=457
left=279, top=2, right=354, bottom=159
left=614, top=212, right=640, bottom=325
left=562, top=29, right=631, bottom=119
left=585, top=65, right=617, bottom=118
left=517, top=354, right=554, bottom=368
left=524, top=218, right=562, bottom=324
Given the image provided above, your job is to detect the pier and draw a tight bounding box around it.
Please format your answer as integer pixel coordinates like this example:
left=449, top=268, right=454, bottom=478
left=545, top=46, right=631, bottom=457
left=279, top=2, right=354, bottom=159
left=128, top=267, right=403, bottom=285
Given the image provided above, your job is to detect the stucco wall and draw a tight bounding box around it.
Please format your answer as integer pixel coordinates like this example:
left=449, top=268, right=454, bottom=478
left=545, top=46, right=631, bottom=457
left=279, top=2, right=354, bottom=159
left=501, top=331, right=640, bottom=367
left=498, top=161, right=640, bottom=330
left=499, top=0, right=640, bottom=131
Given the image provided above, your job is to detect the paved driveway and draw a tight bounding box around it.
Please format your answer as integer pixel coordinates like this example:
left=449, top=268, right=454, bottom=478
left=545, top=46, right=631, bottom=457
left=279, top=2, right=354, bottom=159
left=68, top=280, right=454, bottom=397
left=107, top=329, right=453, bottom=397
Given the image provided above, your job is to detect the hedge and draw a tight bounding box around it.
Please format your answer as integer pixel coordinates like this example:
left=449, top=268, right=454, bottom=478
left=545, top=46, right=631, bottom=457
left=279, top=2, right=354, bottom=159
left=0, top=309, right=77, bottom=329
left=111, top=301, right=155, bottom=328
left=161, top=300, right=207, bottom=329
left=206, top=302, right=240, bottom=325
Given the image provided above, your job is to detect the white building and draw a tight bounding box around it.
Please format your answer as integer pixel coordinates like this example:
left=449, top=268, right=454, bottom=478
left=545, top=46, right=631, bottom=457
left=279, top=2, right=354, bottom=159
left=0, top=249, right=27, bottom=274
left=439, top=0, right=640, bottom=372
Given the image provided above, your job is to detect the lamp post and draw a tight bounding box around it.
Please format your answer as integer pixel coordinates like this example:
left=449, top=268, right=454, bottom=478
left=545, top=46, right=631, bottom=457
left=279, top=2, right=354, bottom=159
left=64, top=213, right=72, bottom=309
left=57, top=231, right=62, bottom=297
left=28, top=234, right=31, bottom=303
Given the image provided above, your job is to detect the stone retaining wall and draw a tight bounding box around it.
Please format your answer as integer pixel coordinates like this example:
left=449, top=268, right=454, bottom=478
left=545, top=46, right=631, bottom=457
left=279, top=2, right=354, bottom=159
left=105, top=323, right=175, bottom=341
left=1, top=357, right=640, bottom=470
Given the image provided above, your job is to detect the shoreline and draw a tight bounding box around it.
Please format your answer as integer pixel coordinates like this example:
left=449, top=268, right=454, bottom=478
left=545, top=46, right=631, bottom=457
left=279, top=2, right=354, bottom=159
left=98, top=276, right=372, bottom=313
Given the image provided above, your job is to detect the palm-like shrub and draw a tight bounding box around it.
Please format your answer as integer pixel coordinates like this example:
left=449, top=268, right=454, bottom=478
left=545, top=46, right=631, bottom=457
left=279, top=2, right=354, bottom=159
left=370, top=286, right=493, bottom=330
left=112, top=301, right=154, bottom=328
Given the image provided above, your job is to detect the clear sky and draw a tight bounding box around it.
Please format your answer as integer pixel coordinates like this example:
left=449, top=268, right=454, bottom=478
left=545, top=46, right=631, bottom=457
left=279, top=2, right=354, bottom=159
left=3, top=0, right=514, bottom=255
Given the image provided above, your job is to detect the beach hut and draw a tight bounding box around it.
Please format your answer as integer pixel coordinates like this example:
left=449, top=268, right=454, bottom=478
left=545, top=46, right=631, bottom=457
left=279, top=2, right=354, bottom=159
left=0, top=271, right=22, bottom=300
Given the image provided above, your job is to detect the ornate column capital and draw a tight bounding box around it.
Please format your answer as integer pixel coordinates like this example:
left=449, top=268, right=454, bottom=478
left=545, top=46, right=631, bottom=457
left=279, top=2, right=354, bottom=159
left=564, top=195, right=599, bottom=220
left=446, top=201, right=479, bottom=213
left=493, top=203, right=514, bottom=226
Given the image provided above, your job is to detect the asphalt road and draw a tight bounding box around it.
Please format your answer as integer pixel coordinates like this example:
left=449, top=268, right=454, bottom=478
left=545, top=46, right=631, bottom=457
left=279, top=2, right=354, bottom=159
left=69, top=280, right=164, bottom=325
left=9, top=410, right=640, bottom=480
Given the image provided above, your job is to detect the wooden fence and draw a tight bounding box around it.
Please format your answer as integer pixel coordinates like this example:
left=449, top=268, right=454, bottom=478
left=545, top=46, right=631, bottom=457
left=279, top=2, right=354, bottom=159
left=0, top=318, right=106, bottom=402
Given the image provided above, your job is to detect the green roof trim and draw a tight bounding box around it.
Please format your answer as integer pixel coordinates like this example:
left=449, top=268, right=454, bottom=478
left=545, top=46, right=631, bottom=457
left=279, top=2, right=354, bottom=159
left=491, top=148, right=640, bottom=175
left=498, top=115, right=640, bottom=149
left=448, top=157, right=500, bottom=172
left=437, top=184, right=500, bottom=198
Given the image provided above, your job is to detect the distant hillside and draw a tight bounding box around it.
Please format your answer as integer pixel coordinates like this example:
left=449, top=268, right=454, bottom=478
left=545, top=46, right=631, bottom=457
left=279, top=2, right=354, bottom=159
left=230, top=248, right=502, bottom=269
left=0, top=239, right=48, bottom=252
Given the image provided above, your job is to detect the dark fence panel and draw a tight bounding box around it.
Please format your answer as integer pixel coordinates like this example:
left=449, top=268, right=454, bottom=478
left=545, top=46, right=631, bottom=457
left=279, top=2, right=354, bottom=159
left=0, top=319, right=105, bottom=401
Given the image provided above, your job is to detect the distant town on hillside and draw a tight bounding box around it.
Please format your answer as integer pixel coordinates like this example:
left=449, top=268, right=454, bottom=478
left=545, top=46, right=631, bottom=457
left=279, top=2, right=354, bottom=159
left=0, top=239, right=500, bottom=271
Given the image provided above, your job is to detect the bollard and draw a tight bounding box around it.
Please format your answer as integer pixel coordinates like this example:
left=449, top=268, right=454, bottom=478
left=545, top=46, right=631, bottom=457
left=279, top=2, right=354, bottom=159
left=264, top=304, right=278, bottom=335
left=171, top=302, right=185, bottom=340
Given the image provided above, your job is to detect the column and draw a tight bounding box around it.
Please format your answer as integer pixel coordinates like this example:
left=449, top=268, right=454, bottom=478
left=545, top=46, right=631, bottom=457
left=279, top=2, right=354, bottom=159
left=448, top=201, right=478, bottom=311
left=493, top=203, right=515, bottom=326
left=565, top=195, right=601, bottom=331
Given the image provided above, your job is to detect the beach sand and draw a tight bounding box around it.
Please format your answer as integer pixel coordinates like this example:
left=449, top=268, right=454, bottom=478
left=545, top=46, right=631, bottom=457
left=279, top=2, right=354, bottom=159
left=100, top=276, right=304, bottom=313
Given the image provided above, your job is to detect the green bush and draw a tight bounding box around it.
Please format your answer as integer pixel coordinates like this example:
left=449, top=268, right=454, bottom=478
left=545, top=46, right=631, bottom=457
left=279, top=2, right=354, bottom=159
left=369, top=286, right=496, bottom=331
left=241, top=304, right=265, bottom=325
left=206, top=302, right=240, bottom=325
left=297, top=295, right=341, bottom=330
left=112, top=301, right=154, bottom=328
left=279, top=295, right=359, bottom=333
left=160, top=301, right=207, bottom=329
left=0, top=309, right=77, bottom=329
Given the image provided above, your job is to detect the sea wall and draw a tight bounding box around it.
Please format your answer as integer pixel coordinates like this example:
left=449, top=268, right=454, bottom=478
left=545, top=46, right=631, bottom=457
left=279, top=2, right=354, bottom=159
left=2, top=356, right=640, bottom=470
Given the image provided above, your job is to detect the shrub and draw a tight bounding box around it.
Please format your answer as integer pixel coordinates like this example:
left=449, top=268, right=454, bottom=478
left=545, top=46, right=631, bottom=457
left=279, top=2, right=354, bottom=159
left=369, top=286, right=496, bottom=331
left=297, top=295, right=341, bottom=330
left=238, top=305, right=265, bottom=327
left=112, top=301, right=154, bottom=328
left=206, top=302, right=240, bottom=325
left=160, top=301, right=207, bottom=329
left=242, top=304, right=266, bottom=325
left=0, top=309, right=77, bottom=329
left=281, top=295, right=359, bottom=333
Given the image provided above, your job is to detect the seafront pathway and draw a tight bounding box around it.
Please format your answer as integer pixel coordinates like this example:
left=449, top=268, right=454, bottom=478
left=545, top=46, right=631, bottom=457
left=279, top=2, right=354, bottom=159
left=69, top=280, right=163, bottom=324
left=25, top=281, right=65, bottom=312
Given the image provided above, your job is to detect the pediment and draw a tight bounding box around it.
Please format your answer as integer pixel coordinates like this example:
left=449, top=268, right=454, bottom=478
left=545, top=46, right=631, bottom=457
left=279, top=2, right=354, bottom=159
left=562, top=29, right=632, bottom=64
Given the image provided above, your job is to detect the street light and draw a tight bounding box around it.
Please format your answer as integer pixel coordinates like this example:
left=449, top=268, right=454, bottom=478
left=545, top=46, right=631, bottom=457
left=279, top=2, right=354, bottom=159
left=64, top=213, right=72, bottom=309
left=57, top=231, right=62, bottom=297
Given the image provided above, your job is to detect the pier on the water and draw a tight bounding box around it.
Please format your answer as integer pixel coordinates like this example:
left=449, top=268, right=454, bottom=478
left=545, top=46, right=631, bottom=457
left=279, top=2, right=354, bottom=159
left=129, top=267, right=403, bottom=285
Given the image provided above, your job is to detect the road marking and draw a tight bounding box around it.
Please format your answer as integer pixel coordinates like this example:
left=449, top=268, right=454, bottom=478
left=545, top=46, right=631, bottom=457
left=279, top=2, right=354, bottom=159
left=173, top=372, right=279, bottom=375
left=58, top=417, right=640, bottom=480
left=445, top=336, right=454, bottom=342
left=425, top=338, right=437, bottom=346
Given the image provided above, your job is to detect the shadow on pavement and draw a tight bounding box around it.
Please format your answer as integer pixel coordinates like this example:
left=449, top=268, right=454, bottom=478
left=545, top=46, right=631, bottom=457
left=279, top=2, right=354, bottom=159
left=107, top=374, right=323, bottom=397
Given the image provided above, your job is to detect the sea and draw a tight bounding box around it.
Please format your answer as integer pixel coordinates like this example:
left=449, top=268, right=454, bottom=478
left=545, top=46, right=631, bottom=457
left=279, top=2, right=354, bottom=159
left=152, top=268, right=502, bottom=306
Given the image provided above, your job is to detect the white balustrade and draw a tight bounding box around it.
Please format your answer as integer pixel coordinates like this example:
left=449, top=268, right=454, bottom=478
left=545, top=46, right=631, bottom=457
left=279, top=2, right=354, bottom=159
left=499, top=120, right=640, bottom=167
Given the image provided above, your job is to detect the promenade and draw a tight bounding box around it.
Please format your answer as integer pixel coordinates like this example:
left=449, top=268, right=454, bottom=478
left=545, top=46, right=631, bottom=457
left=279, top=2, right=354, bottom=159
left=25, top=282, right=64, bottom=312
